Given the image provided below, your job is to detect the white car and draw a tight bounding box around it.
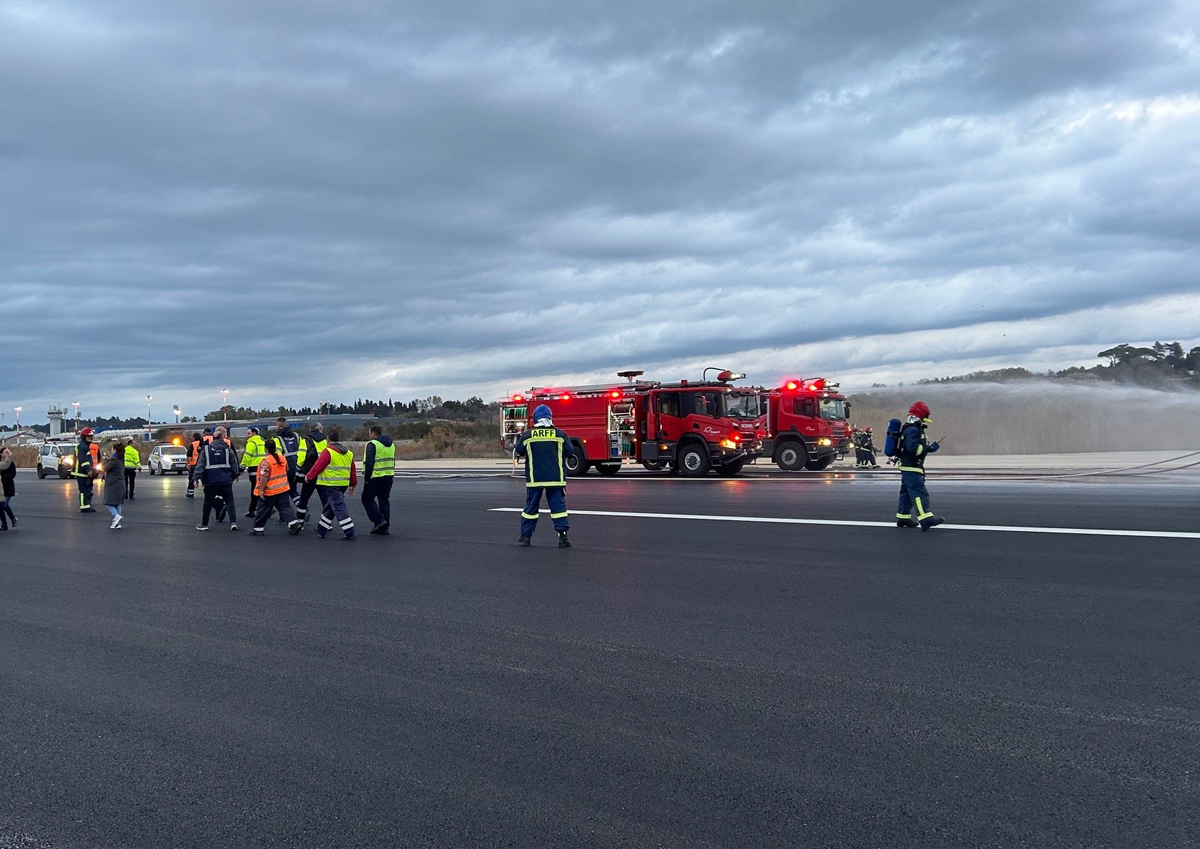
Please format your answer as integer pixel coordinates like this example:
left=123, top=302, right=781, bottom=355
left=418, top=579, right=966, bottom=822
left=148, top=444, right=189, bottom=475
left=36, top=442, right=77, bottom=479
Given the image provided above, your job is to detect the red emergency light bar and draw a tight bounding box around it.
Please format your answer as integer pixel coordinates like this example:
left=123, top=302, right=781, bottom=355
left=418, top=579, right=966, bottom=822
left=511, top=394, right=524, bottom=402
left=782, top=378, right=831, bottom=392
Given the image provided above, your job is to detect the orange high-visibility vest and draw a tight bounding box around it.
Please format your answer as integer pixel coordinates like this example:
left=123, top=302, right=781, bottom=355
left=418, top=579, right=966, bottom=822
left=256, top=455, right=290, bottom=497
left=89, top=443, right=100, bottom=466
left=187, top=439, right=201, bottom=467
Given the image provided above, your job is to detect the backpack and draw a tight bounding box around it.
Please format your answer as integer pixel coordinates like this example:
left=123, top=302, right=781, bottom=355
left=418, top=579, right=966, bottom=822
left=883, top=418, right=903, bottom=459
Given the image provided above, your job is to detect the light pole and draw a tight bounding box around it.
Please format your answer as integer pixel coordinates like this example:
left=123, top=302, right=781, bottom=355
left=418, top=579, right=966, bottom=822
left=146, top=395, right=152, bottom=439
left=14, top=407, right=21, bottom=431
left=173, top=406, right=180, bottom=423
left=221, top=389, right=229, bottom=422
left=72, top=401, right=81, bottom=431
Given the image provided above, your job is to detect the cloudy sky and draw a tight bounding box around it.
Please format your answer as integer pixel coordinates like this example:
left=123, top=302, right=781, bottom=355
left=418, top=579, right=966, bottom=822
left=2, top=0, right=1198, bottom=420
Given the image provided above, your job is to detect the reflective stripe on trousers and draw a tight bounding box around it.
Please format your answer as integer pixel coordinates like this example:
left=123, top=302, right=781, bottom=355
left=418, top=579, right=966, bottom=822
left=897, top=470, right=933, bottom=521
left=317, top=487, right=354, bottom=537
left=520, top=486, right=568, bottom=536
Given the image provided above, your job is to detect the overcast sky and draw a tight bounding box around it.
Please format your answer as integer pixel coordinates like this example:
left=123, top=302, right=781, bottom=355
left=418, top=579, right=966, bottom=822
left=2, top=0, right=1198, bottom=421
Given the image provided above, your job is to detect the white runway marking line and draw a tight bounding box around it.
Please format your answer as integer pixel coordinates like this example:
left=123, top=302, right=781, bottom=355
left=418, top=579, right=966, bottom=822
left=488, top=508, right=1200, bottom=540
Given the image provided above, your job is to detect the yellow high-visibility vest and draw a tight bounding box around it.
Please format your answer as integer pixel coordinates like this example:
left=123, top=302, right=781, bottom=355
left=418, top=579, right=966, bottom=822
left=242, top=434, right=266, bottom=470
left=368, top=440, right=395, bottom=478
left=298, top=437, right=327, bottom=467
left=317, top=447, right=353, bottom=487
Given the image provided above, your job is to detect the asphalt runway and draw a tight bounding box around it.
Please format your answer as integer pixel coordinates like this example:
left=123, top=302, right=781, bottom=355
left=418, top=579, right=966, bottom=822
left=1, top=467, right=1197, bottom=848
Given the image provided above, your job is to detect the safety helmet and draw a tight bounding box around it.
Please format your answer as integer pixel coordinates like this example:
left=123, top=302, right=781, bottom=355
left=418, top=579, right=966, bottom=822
left=908, top=401, right=930, bottom=420
left=80, top=427, right=94, bottom=437
left=533, top=404, right=553, bottom=421
left=865, top=426, right=872, bottom=433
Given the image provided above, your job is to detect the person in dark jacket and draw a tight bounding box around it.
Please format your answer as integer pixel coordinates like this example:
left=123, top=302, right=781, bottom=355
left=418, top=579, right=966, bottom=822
left=858, top=427, right=879, bottom=468
left=0, top=446, right=17, bottom=530
left=193, top=426, right=241, bottom=531
left=73, top=427, right=99, bottom=512
left=514, top=404, right=578, bottom=548
left=122, top=440, right=141, bottom=499
left=362, top=425, right=395, bottom=535
left=271, top=418, right=302, bottom=500
left=186, top=431, right=203, bottom=497
left=102, top=445, right=127, bottom=529
left=896, top=401, right=943, bottom=530
left=294, top=423, right=327, bottom=524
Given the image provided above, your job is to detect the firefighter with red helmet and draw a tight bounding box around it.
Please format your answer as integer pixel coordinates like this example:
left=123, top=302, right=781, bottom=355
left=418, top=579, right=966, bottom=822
left=72, top=428, right=99, bottom=513
left=896, top=401, right=943, bottom=530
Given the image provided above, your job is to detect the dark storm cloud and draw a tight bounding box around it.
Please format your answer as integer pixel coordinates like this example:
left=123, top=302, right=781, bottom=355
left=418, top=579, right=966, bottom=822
left=1, top=0, right=1197, bottom=418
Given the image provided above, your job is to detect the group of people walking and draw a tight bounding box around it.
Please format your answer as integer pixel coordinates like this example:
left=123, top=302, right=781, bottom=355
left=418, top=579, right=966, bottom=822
left=61, top=419, right=396, bottom=538
left=185, top=418, right=395, bottom=539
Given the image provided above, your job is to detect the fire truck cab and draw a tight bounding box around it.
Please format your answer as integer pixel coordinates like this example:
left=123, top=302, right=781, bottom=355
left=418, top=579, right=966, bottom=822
left=760, top=378, right=852, bottom=471
left=501, top=370, right=762, bottom=477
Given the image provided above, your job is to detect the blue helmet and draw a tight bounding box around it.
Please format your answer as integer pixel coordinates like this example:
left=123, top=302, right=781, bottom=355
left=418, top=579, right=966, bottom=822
left=533, top=404, right=553, bottom=421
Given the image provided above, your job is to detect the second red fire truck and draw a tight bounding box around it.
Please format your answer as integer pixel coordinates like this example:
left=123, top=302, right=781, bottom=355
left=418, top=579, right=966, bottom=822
left=501, top=370, right=762, bottom=477
left=758, top=378, right=852, bottom=471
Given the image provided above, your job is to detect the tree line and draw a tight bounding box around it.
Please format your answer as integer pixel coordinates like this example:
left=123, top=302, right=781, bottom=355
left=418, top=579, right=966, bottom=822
left=917, top=341, right=1200, bottom=388
left=201, top=396, right=497, bottom=423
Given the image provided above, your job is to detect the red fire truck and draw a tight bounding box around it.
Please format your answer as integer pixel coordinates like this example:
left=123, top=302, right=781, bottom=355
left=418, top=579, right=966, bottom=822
left=500, top=370, right=762, bottom=477
left=759, top=378, right=852, bottom=471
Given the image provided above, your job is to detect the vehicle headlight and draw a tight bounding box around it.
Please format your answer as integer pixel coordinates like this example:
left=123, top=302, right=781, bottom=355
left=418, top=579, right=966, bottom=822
left=720, top=438, right=738, bottom=450
left=63, top=456, right=74, bottom=465
left=818, top=438, right=831, bottom=446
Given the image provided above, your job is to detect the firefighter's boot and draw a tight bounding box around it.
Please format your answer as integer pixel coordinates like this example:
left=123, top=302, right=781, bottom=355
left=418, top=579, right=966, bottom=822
left=557, top=531, right=571, bottom=549
left=919, top=516, right=944, bottom=531
left=896, top=519, right=919, bottom=528
left=517, top=536, right=530, bottom=547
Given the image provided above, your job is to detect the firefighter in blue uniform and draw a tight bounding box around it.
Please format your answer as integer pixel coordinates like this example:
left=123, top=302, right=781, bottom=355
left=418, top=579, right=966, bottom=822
left=72, top=427, right=98, bottom=513
left=896, top=400, right=944, bottom=531
left=515, top=404, right=578, bottom=548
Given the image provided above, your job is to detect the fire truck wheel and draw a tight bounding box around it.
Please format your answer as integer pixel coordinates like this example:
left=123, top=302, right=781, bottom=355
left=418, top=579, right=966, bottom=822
left=715, top=459, right=744, bottom=477
left=564, top=445, right=589, bottom=476
left=596, top=463, right=621, bottom=476
left=640, top=460, right=666, bottom=471
left=775, top=441, right=807, bottom=472
left=677, top=443, right=711, bottom=477
left=806, top=455, right=834, bottom=471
